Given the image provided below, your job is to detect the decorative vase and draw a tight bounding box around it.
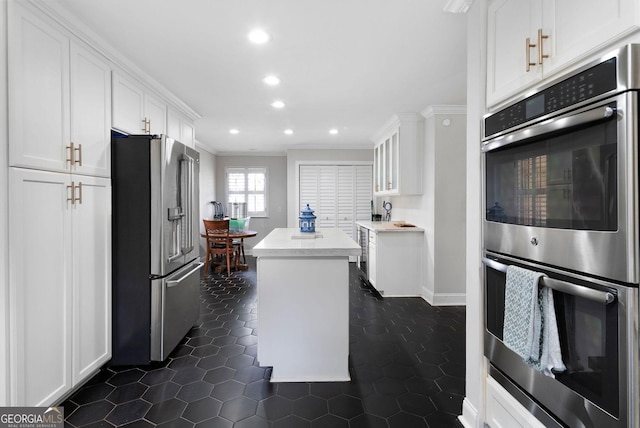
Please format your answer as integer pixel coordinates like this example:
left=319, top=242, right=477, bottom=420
left=299, top=204, right=316, bottom=233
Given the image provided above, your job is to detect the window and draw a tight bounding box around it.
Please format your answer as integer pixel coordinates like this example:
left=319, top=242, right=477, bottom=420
left=226, top=167, right=268, bottom=217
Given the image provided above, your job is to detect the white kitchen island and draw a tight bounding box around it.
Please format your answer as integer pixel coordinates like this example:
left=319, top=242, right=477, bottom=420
left=252, top=227, right=360, bottom=382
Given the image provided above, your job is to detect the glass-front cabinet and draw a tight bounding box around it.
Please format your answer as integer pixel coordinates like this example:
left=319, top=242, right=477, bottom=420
left=372, top=113, right=423, bottom=196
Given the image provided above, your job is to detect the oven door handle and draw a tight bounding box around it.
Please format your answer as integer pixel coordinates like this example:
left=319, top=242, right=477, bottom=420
left=482, top=257, right=615, bottom=304
left=482, top=105, right=616, bottom=152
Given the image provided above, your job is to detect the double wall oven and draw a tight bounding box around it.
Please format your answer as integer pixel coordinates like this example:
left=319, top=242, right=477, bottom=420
left=483, top=45, right=640, bottom=428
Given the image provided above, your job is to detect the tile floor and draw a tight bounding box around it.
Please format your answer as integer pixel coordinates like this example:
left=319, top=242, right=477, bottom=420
left=62, top=258, right=465, bottom=427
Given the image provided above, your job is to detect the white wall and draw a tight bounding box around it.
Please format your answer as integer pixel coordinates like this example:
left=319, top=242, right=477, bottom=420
left=197, top=143, right=216, bottom=257
left=286, top=149, right=373, bottom=228
left=215, top=155, right=288, bottom=251
left=389, top=106, right=467, bottom=306
left=0, top=0, right=9, bottom=407
left=459, top=1, right=487, bottom=427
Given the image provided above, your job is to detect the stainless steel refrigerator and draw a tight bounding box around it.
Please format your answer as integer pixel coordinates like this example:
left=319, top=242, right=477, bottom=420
left=111, top=134, right=202, bottom=365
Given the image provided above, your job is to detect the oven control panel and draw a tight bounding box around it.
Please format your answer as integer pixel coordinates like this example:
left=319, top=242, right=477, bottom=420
left=484, top=58, right=617, bottom=138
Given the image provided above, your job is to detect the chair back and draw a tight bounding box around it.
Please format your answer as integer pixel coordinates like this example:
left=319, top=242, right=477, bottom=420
left=203, top=219, right=231, bottom=248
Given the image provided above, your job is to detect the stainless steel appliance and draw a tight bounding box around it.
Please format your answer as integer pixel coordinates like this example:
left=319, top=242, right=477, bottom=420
left=482, top=45, right=640, bottom=428
left=111, top=135, right=202, bottom=365
left=356, top=224, right=368, bottom=282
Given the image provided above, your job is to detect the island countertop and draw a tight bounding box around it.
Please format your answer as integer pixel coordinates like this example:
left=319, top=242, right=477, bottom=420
left=252, top=227, right=360, bottom=257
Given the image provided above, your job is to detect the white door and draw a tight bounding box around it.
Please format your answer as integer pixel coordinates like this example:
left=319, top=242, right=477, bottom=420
left=337, top=166, right=354, bottom=237
left=317, top=166, right=337, bottom=228
left=486, top=0, right=542, bottom=106
left=355, top=165, right=373, bottom=223
left=70, top=42, right=111, bottom=177
left=145, top=93, right=166, bottom=135
left=542, top=0, right=640, bottom=77
left=8, top=2, right=70, bottom=172
left=112, top=71, right=145, bottom=134
left=9, top=168, right=72, bottom=406
left=72, top=176, right=111, bottom=384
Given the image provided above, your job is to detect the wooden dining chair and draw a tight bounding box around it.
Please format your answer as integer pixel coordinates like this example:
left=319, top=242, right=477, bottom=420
left=203, top=219, right=238, bottom=276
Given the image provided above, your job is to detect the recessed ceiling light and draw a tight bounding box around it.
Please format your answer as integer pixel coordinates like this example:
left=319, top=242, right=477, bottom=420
left=329, top=129, right=339, bottom=135
left=248, top=29, right=270, bottom=44
left=271, top=100, right=285, bottom=109
left=263, top=75, right=280, bottom=86
left=229, top=129, right=239, bottom=134
left=284, top=129, right=293, bottom=135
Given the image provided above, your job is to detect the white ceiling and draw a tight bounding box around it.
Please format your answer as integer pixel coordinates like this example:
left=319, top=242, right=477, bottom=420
left=49, top=0, right=468, bottom=154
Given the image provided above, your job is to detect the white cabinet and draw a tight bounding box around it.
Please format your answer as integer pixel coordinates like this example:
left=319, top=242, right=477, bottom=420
left=368, top=232, right=377, bottom=286
left=364, top=227, right=423, bottom=297
left=486, top=377, right=547, bottom=428
left=72, top=176, right=111, bottom=385
left=487, top=0, right=640, bottom=107
left=8, top=2, right=111, bottom=177
left=372, top=113, right=423, bottom=196
left=8, top=168, right=111, bottom=406
left=112, top=71, right=166, bottom=135
left=299, top=164, right=372, bottom=239
left=167, top=106, right=196, bottom=148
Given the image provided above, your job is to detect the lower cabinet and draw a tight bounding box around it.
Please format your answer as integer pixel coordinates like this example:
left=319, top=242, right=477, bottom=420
left=367, top=230, right=423, bottom=297
left=486, top=376, right=547, bottom=428
left=8, top=168, right=111, bottom=405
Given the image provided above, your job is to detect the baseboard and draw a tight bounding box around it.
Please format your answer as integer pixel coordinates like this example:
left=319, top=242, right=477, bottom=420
left=458, top=397, right=479, bottom=428
left=420, top=289, right=466, bottom=306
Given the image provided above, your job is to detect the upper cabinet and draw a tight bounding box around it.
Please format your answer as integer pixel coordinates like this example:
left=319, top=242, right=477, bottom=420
left=487, top=0, right=640, bottom=107
left=167, top=106, right=196, bottom=148
left=8, top=2, right=111, bottom=177
left=112, top=71, right=166, bottom=136
left=372, top=113, right=423, bottom=196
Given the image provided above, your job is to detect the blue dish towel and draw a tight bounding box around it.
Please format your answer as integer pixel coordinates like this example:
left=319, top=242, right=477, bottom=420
left=503, top=265, right=566, bottom=378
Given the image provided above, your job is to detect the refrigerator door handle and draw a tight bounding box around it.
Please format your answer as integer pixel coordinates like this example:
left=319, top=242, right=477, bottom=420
left=167, top=262, right=203, bottom=288
left=180, top=154, right=195, bottom=255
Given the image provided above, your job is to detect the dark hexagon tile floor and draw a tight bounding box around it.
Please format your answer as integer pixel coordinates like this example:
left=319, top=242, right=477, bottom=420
left=62, top=258, right=465, bottom=427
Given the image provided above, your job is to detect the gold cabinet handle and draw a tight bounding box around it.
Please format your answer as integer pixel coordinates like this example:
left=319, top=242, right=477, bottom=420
left=525, top=37, right=536, bottom=72
left=538, top=29, right=549, bottom=64
left=66, top=142, right=75, bottom=166
left=67, top=181, right=83, bottom=205
left=67, top=181, right=76, bottom=205
left=76, top=182, right=83, bottom=205
left=74, top=143, right=82, bottom=166
left=141, top=118, right=150, bottom=133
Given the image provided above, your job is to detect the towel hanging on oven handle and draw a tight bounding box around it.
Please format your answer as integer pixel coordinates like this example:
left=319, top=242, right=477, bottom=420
left=482, top=257, right=615, bottom=305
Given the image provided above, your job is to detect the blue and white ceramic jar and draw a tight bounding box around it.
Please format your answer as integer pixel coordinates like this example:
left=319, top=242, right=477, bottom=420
left=299, top=204, right=316, bottom=233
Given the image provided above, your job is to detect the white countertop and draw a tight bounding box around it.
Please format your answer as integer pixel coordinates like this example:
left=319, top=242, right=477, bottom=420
left=356, top=221, right=425, bottom=232
left=253, top=228, right=360, bottom=257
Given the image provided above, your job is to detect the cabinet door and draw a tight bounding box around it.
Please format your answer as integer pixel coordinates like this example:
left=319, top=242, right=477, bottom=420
left=70, top=42, right=111, bottom=177
left=72, top=176, right=111, bottom=385
left=112, top=72, right=145, bottom=134
left=486, top=0, right=542, bottom=106
left=374, top=144, right=383, bottom=193
left=145, top=93, right=167, bottom=135
left=9, top=168, right=72, bottom=406
left=542, top=0, right=640, bottom=77
left=387, top=131, right=399, bottom=193
left=166, top=107, right=182, bottom=141
left=368, top=234, right=377, bottom=287
left=8, top=2, right=70, bottom=172
left=181, top=119, right=195, bottom=148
